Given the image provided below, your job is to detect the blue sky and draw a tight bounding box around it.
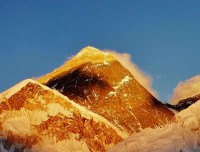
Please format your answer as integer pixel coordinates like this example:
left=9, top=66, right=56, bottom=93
left=0, top=0, right=200, bottom=102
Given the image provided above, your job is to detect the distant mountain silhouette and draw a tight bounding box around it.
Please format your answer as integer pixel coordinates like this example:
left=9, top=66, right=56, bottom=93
left=165, top=94, right=200, bottom=111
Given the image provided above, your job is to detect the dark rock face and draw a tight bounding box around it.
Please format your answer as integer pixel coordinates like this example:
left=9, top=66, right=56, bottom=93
left=47, top=68, right=113, bottom=102
left=165, top=94, right=200, bottom=111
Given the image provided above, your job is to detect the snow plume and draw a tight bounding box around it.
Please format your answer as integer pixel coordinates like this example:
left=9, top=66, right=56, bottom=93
left=105, top=50, right=158, bottom=98
left=170, top=75, right=200, bottom=105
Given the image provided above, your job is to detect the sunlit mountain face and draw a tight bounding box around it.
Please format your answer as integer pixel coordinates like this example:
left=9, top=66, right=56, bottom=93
left=0, top=47, right=198, bottom=152
left=38, top=47, right=174, bottom=134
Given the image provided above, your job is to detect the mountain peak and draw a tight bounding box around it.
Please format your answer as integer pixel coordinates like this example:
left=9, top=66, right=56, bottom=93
left=37, top=46, right=174, bottom=134
left=0, top=79, right=37, bottom=100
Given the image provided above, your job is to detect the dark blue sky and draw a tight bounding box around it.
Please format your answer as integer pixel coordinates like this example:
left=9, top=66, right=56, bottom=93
left=0, top=0, right=200, bottom=102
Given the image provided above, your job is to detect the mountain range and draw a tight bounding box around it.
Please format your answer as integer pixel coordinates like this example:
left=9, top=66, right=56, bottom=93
left=0, top=46, right=198, bottom=152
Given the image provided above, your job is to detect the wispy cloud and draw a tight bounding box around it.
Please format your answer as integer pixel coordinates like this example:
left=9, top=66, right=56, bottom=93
left=105, top=50, right=158, bottom=98
left=169, top=75, right=200, bottom=104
